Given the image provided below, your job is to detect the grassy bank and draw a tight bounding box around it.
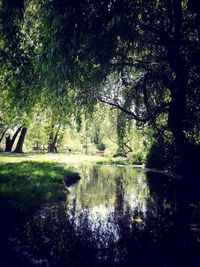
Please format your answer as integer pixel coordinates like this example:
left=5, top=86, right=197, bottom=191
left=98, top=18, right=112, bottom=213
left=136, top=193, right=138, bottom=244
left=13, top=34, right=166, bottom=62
left=0, top=155, right=81, bottom=267
left=0, top=159, right=80, bottom=228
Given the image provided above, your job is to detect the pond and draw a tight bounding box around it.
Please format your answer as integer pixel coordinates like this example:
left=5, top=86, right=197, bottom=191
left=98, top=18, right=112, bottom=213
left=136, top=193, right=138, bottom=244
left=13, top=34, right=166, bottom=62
left=4, top=165, right=200, bottom=267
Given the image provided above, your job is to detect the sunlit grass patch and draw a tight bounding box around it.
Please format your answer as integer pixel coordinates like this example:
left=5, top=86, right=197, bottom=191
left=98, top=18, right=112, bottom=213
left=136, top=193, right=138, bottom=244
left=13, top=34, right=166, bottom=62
left=0, top=152, right=105, bottom=165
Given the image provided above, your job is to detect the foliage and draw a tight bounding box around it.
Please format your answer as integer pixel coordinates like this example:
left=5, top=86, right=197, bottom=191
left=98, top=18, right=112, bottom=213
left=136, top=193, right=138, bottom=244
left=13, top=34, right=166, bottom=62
left=1, top=0, right=200, bottom=171
left=25, top=0, right=199, bottom=132
left=146, top=136, right=179, bottom=173
left=97, top=153, right=145, bottom=165
left=0, top=0, right=38, bottom=113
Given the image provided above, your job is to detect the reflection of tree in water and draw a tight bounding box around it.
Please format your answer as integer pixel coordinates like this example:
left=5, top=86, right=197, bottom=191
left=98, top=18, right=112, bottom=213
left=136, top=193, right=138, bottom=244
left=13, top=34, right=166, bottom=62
left=145, top=172, right=200, bottom=267
left=70, top=165, right=148, bottom=210
left=10, top=171, right=200, bottom=267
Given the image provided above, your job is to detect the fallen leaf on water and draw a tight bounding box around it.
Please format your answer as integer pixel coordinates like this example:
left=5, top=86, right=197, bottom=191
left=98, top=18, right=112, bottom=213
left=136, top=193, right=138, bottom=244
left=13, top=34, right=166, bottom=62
left=133, top=216, right=143, bottom=223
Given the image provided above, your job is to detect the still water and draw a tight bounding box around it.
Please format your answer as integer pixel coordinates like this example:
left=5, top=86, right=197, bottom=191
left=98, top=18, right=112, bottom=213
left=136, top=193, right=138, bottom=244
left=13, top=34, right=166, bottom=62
left=8, top=165, right=200, bottom=267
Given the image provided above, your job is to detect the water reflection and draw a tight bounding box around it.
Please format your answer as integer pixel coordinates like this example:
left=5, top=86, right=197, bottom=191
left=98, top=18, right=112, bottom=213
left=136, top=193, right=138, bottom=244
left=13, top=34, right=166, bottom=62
left=66, top=166, right=149, bottom=241
left=7, top=165, right=200, bottom=267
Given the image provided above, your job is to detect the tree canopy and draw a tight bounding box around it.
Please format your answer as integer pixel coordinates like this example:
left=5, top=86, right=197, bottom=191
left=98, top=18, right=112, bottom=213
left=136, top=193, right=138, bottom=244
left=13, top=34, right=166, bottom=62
left=0, top=0, right=200, bottom=173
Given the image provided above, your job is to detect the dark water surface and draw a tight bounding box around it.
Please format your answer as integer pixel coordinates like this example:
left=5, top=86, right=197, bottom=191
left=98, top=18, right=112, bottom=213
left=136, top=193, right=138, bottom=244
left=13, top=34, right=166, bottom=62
left=2, top=165, right=200, bottom=267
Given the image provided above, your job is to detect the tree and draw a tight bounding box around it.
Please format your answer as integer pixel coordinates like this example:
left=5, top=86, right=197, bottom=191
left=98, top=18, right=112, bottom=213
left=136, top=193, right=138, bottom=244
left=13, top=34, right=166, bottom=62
left=0, top=0, right=41, bottom=153
left=28, top=0, right=199, bottom=171
left=1, top=0, right=199, bottom=174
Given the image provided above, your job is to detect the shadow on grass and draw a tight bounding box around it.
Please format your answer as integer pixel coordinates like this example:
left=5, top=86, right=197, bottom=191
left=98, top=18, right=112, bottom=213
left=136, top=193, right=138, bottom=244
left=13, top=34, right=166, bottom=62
left=0, top=152, right=28, bottom=157
left=0, top=161, right=80, bottom=228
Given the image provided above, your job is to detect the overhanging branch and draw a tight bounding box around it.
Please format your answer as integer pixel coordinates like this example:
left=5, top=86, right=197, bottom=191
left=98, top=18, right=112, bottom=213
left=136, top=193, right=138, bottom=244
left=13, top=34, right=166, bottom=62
left=98, top=96, right=170, bottom=124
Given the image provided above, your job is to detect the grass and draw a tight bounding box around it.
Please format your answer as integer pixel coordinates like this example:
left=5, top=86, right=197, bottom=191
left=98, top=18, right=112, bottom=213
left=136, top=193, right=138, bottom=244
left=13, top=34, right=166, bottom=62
left=0, top=152, right=145, bottom=165
left=0, top=152, right=105, bottom=164
left=0, top=157, right=80, bottom=229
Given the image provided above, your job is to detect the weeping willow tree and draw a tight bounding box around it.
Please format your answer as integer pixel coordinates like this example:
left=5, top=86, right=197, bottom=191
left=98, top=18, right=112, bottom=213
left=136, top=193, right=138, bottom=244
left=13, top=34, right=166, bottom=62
left=1, top=0, right=200, bottom=174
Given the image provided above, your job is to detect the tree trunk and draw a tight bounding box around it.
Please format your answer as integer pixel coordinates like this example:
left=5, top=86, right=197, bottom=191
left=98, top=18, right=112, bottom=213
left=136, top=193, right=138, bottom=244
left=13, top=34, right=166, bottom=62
left=48, top=142, right=57, bottom=153
left=13, top=127, right=27, bottom=153
left=168, top=78, right=188, bottom=174
left=0, top=128, right=8, bottom=144
left=167, top=0, right=200, bottom=178
left=48, top=132, right=54, bottom=153
left=5, top=136, right=12, bottom=152
left=5, top=126, right=22, bottom=152
left=168, top=67, right=200, bottom=178
left=53, top=129, right=59, bottom=153
left=166, top=0, right=191, bottom=175
left=48, top=128, right=59, bottom=153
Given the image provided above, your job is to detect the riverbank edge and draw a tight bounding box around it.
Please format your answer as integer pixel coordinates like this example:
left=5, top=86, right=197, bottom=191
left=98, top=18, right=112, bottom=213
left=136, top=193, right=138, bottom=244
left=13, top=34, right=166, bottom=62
left=96, top=159, right=182, bottom=179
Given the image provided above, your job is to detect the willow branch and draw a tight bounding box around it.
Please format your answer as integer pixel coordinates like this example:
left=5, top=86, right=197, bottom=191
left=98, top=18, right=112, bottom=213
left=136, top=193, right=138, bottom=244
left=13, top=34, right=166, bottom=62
left=98, top=96, right=170, bottom=123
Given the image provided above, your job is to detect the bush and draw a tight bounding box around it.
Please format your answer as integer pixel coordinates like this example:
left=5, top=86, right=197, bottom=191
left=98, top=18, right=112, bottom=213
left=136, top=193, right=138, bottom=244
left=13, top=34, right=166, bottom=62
left=146, top=137, right=180, bottom=172
left=131, top=152, right=145, bottom=164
